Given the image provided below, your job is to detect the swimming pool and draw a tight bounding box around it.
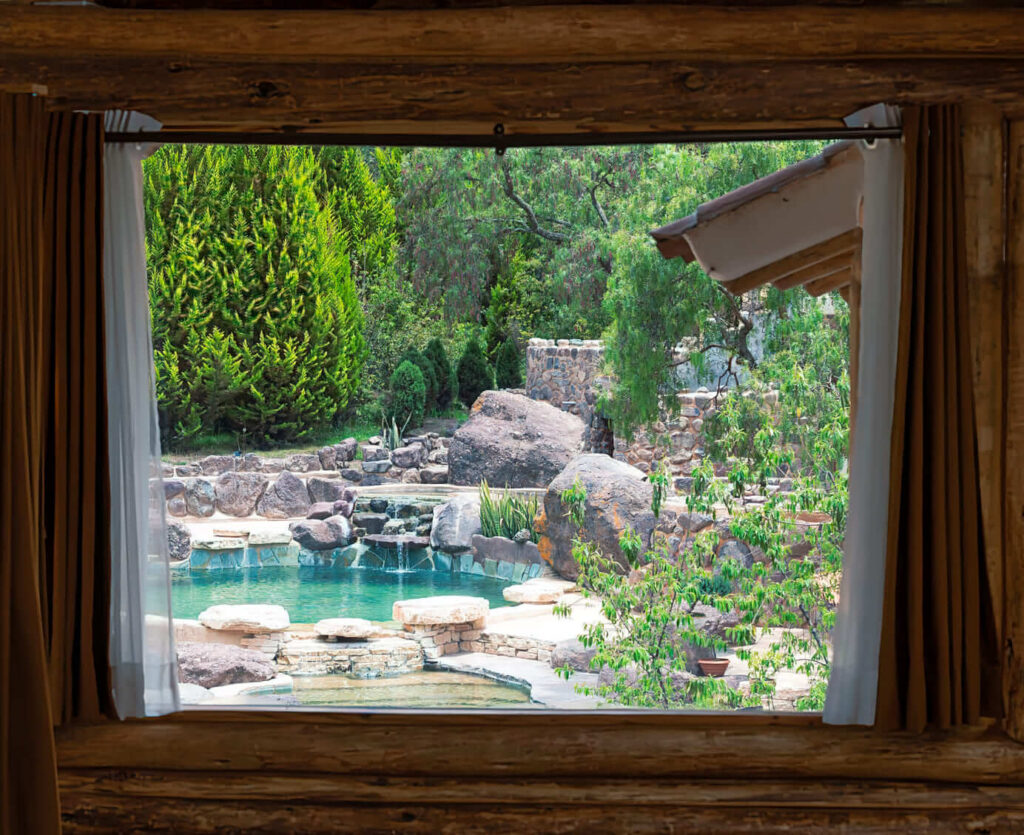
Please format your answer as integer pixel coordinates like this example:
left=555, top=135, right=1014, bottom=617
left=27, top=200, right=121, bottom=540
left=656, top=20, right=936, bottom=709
left=168, top=565, right=513, bottom=623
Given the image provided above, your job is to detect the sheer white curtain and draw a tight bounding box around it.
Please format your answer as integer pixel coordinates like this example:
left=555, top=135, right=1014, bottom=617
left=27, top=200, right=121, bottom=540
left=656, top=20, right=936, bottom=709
left=103, top=111, right=180, bottom=717
left=824, top=104, right=904, bottom=725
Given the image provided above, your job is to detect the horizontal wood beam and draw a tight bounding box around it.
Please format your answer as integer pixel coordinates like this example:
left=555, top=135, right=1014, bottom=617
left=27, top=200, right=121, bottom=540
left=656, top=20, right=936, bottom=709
left=722, top=228, right=861, bottom=296
left=55, top=714, right=1024, bottom=831
left=6, top=6, right=1024, bottom=66
left=6, top=8, right=1024, bottom=134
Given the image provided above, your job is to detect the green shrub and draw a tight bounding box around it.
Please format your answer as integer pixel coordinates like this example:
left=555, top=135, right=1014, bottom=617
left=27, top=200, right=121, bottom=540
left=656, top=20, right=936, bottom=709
left=456, top=336, right=493, bottom=407
left=399, top=348, right=438, bottom=412
left=145, top=144, right=365, bottom=446
left=479, top=480, right=540, bottom=543
left=423, top=337, right=453, bottom=408
left=387, top=360, right=426, bottom=429
left=494, top=338, right=523, bottom=389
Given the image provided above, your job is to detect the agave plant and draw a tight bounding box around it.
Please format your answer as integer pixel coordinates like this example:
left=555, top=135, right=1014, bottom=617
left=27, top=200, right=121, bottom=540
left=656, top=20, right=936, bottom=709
left=380, top=414, right=411, bottom=452
left=479, top=480, right=540, bottom=543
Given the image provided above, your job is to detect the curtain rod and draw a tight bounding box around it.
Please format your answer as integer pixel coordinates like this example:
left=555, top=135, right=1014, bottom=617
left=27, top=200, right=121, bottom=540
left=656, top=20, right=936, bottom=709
left=104, top=126, right=903, bottom=148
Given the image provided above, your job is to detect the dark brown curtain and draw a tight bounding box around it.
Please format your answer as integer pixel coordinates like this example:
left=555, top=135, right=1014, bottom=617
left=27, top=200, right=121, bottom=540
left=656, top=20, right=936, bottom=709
left=1, top=94, right=111, bottom=834
left=876, top=105, right=1002, bottom=733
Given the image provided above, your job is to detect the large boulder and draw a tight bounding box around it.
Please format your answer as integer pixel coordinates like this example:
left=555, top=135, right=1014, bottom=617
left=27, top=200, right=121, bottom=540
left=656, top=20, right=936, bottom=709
left=538, top=454, right=656, bottom=581
left=176, top=642, right=275, bottom=689
left=551, top=638, right=597, bottom=672
left=391, top=444, right=426, bottom=469
left=307, top=476, right=346, bottom=504
left=256, top=471, right=310, bottom=519
left=448, top=390, right=585, bottom=488
left=214, top=472, right=269, bottom=516
left=289, top=515, right=353, bottom=551
left=166, top=519, right=191, bottom=563
left=429, top=493, right=481, bottom=553
left=184, top=478, right=216, bottom=517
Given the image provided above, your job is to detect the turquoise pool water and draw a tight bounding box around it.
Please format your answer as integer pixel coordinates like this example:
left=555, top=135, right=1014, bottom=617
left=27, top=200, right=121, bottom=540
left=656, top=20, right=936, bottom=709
left=168, top=566, right=512, bottom=623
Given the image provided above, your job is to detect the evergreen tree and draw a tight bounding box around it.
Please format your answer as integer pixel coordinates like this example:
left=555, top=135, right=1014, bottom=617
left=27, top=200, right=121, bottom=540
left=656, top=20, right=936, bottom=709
left=456, top=336, right=494, bottom=407
left=387, top=360, right=426, bottom=429
left=495, top=338, right=523, bottom=389
left=145, top=144, right=366, bottom=445
left=398, top=348, right=438, bottom=413
left=423, top=337, right=453, bottom=409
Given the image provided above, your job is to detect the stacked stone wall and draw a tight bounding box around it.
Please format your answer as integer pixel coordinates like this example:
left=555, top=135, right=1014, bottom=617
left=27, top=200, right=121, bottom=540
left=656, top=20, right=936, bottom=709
left=526, top=338, right=717, bottom=489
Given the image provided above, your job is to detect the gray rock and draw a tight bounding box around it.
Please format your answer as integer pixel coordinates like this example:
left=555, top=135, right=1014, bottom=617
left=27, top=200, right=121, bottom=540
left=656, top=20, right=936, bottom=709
left=239, top=453, right=263, bottom=472
left=261, top=457, right=286, bottom=474
left=420, top=465, right=449, bottom=484
left=198, top=454, right=238, bottom=475
left=717, top=539, right=755, bottom=570
left=184, top=478, right=216, bottom=517
left=176, top=463, right=201, bottom=477
left=214, top=471, right=269, bottom=516
left=391, top=444, right=426, bottom=469
left=289, top=515, right=353, bottom=550
left=541, top=454, right=656, bottom=580
left=339, top=468, right=363, bottom=483
left=307, top=501, right=335, bottom=520
left=256, top=470, right=310, bottom=519
left=166, top=519, right=191, bottom=562
left=690, top=602, right=742, bottom=642
left=176, top=641, right=274, bottom=689
left=449, top=390, right=585, bottom=488
left=551, top=638, right=597, bottom=672
left=334, top=438, right=357, bottom=463
left=362, top=459, right=392, bottom=474
left=163, top=479, right=185, bottom=499
left=382, top=518, right=406, bottom=536
left=360, top=444, right=388, bottom=462
left=430, top=494, right=481, bottom=553
left=284, top=453, right=320, bottom=473
left=472, top=533, right=542, bottom=566
left=428, top=447, right=449, bottom=465
left=352, top=512, right=388, bottom=535
left=676, top=511, right=714, bottom=533
left=307, top=476, right=346, bottom=504
left=167, top=495, right=187, bottom=517
left=369, top=498, right=390, bottom=514
left=317, top=445, right=337, bottom=471
left=332, top=488, right=357, bottom=519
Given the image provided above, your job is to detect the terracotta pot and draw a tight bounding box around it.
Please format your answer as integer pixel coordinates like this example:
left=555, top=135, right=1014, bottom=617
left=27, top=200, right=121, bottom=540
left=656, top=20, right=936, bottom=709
left=697, top=658, right=730, bottom=677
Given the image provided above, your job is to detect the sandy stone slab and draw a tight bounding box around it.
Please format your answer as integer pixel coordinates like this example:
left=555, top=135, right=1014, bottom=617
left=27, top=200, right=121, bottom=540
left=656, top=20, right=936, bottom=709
left=199, top=604, right=290, bottom=633
left=248, top=531, right=293, bottom=546
left=392, top=595, right=489, bottom=626
left=314, top=617, right=374, bottom=639
left=502, top=578, right=577, bottom=604
left=192, top=537, right=246, bottom=551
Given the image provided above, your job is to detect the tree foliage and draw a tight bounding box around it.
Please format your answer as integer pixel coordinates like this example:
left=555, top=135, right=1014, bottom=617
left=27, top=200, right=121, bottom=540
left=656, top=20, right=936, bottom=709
left=423, top=337, right=454, bottom=409
left=494, top=338, right=523, bottom=389
left=456, top=335, right=494, bottom=407
left=387, top=359, right=426, bottom=429
left=145, top=144, right=366, bottom=446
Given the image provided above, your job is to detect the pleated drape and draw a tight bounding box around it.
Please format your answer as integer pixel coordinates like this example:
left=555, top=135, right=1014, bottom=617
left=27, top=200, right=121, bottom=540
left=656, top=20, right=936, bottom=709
left=875, top=105, right=1002, bottom=732
left=0, top=94, right=111, bottom=833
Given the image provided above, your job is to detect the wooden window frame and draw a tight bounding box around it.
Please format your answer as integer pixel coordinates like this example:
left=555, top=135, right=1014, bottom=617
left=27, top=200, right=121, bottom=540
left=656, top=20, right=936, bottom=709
left=6, top=3, right=1023, bottom=827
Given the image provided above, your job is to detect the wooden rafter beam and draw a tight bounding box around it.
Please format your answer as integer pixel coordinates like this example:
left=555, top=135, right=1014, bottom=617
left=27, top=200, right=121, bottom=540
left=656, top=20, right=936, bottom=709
left=721, top=228, right=862, bottom=296
left=772, top=250, right=855, bottom=291
left=804, top=266, right=854, bottom=297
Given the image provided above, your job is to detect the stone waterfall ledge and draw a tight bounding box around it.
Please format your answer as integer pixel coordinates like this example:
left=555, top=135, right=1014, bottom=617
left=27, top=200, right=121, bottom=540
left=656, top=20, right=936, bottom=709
left=276, top=636, right=423, bottom=677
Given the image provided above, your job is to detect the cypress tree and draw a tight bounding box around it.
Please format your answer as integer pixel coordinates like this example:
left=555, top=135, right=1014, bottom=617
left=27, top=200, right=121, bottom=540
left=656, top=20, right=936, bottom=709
left=456, top=336, right=494, bottom=408
left=398, top=348, right=438, bottom=413
left=388, top=360, right=426, bottom=429
left=145, top=144, right=366, bottom=445
left=423, top=337, right=452, bottom=409
left=495, top=338, right=523, bottom=389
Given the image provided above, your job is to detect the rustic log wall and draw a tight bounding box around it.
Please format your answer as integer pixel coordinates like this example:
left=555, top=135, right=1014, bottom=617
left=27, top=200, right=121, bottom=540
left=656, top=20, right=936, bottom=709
left=11, top=2, right=1024, bottom=829
left=55, top=713, right=1024, bottom=832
